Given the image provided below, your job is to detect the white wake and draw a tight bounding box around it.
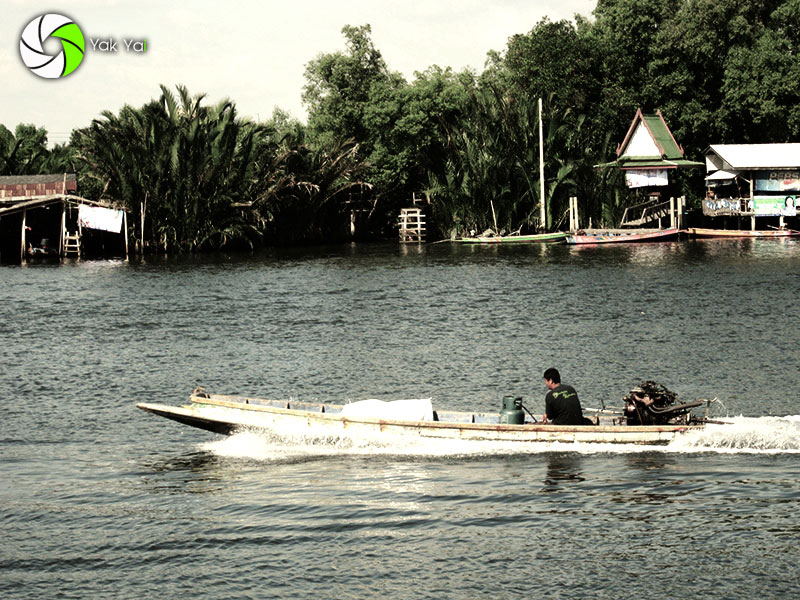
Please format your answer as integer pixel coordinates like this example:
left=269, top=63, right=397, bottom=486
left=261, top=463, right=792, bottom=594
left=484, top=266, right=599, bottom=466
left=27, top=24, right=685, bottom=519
left=198, top=415, right=800, bottom=460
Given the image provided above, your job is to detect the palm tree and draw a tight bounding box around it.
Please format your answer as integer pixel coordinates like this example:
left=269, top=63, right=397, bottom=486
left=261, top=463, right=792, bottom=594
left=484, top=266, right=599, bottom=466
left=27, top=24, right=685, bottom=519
left=75, top=85, right=294, bottom=251
left=427, top=87, right=585, bottom=236
left=74, top=84, right=373, bottom=250
left=271, top=137, right=371, bottom=243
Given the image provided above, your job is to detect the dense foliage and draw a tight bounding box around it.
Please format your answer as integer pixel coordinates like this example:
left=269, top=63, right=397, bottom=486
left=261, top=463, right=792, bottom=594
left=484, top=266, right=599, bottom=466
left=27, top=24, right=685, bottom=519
left=72, top=86, right=369, bottom=251
left=0, top=123, right=75, bottom=175
left=4, top=1, right=800, bottom=248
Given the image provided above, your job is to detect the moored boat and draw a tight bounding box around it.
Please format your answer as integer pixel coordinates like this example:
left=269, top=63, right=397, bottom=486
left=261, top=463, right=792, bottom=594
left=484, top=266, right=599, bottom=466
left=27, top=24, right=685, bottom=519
left=457, top=232, right=568, bottom=244
left=566, top=228, right=679, bottom=245
left=684, top=227, right=800, bottom=238
left=137, top=385, right=710, bottom=446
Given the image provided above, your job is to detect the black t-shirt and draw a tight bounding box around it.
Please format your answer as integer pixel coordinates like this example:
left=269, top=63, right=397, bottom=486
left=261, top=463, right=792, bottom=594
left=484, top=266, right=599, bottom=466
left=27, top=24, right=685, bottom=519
left=544, top=384, right=584, bottom=425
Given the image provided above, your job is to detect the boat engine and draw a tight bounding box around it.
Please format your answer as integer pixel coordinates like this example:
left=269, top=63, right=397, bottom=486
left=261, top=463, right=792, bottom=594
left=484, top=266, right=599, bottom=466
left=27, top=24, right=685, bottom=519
left=623, top=381, right=703, bottom=426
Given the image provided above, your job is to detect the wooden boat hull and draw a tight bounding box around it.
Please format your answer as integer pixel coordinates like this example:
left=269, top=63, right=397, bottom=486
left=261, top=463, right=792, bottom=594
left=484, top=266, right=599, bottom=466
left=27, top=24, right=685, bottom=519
left=685, top=227, right=800, bottom=238
left=137, top=392, right=703, bottom=445
left=566, top=228, right=679, bottom=245
left=457, top=232, right=568, bottom=244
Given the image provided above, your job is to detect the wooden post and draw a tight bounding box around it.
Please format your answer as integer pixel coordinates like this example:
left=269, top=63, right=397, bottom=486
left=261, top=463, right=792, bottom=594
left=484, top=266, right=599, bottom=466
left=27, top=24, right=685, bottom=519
left=568, top=197, right=577, bottom=232
left=567, top=198, right=572, bottom=231
left=573, top=197, right=579, bottom=232
left=490, top=200, right=498, bottom=234
left=141, top=191, right=147, bottom=253
left=21, top=209, right=27, bottom=261
left=59, top=202, right=66, bottom=257
left=122, top=210, right=129, bottom=258
left=670, top=197, right=676, bottom=229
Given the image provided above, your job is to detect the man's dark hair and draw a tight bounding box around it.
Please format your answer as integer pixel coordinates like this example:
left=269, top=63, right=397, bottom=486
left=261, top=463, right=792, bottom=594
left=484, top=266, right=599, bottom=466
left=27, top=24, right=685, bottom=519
left=543, top=368, right=561, bottom=383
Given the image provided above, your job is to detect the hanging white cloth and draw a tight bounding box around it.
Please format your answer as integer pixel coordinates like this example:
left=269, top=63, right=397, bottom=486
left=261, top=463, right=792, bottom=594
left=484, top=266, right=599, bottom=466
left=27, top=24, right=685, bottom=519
left=78, top=204, right=124, bottom=233
left=624, top=169, right=669, bottom=188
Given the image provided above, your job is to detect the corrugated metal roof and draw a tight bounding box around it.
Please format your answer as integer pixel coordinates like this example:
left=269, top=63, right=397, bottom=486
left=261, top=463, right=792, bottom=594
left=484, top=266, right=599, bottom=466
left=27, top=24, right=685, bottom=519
left=704, top=144, right=800, bottom=170
left=0, top=195, right=114, bottom=217
left=0, top=173, right=77, bottom=185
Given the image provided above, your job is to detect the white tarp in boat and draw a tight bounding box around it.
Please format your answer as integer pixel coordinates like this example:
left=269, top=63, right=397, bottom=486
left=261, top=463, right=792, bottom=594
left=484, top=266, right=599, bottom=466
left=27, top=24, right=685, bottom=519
left=78, top=204, right=124, bottom=233
left=341, top=398, right=434, bottom=421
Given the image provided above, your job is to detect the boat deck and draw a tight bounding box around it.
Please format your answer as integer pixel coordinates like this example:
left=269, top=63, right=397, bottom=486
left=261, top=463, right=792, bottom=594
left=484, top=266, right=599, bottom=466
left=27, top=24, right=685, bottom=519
left=195, top=394, right=518, bottom=425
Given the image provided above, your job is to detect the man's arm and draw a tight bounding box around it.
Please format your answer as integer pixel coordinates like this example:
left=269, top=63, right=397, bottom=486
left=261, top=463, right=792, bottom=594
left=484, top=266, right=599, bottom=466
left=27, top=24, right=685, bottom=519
left=543, top=393, right=552, bottom=423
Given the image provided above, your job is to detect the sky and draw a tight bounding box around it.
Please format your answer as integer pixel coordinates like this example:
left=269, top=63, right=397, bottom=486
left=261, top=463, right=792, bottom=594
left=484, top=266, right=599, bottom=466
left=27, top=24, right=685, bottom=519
left=2, top=0, right=597, bottom=146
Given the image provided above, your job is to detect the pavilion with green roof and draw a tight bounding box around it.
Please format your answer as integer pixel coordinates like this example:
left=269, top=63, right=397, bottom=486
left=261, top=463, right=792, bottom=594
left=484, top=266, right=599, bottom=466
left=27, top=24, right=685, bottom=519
left=593, top=109, right=703, bottom=228
left=596, top=108, right=703, bottom=177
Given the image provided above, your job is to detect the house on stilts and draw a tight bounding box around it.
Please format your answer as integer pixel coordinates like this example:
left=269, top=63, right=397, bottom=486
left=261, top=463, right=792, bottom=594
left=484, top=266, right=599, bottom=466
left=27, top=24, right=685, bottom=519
left=701, top=143, right=800, bottom=231
left=0, top=173, right=128, bottom=263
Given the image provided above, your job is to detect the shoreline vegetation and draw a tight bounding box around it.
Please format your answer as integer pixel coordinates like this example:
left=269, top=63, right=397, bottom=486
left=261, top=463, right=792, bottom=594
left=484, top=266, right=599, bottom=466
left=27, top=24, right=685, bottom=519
left=4, top=2, right=800, bottom=252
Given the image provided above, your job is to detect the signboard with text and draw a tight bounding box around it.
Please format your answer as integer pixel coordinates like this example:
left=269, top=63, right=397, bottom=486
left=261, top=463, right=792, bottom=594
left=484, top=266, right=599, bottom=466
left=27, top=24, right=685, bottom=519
left=755, top=171, right=800, bottom=192
left=752, top=195, right=797, bottom=216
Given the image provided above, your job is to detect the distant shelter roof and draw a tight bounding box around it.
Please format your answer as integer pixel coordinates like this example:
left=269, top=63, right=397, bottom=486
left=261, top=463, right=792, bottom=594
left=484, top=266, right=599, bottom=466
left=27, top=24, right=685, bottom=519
left=704, top=144, right=800, bottom=171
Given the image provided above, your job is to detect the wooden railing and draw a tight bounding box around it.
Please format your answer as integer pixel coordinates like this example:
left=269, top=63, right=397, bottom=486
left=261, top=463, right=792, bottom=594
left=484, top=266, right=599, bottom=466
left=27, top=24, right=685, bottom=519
left=621, top=198, right=673, bottom=227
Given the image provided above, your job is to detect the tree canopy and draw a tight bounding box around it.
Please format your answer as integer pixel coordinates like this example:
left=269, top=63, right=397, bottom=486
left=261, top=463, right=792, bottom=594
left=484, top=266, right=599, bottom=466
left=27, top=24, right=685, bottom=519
left=5, top=2, right=800, bottom=248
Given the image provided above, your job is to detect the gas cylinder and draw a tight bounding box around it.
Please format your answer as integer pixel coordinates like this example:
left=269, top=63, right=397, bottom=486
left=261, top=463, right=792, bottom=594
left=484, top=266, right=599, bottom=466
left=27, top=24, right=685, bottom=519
left=499, top=396, right=525, bottom=424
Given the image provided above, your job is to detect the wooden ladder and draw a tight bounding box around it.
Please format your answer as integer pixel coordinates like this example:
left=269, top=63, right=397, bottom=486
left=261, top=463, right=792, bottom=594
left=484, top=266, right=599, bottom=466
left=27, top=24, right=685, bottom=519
left=64, top=232, right=81, bottom=257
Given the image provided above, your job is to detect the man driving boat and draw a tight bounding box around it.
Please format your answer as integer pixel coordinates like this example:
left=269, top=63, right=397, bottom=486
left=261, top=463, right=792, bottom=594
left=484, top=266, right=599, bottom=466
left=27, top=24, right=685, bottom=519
left=542, top=368, right=585, bottom=425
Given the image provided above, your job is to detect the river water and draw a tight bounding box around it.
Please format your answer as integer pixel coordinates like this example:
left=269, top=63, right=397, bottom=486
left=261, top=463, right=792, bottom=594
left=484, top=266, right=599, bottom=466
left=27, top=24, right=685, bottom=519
left=2, top=239, right=799, bottom=599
